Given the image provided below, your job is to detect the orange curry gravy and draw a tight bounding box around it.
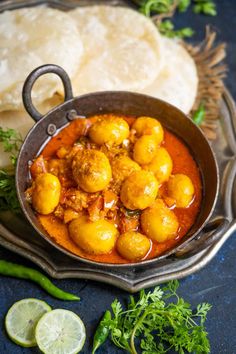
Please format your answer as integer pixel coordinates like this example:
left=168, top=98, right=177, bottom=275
left=32, top=115, right=202, bottom=264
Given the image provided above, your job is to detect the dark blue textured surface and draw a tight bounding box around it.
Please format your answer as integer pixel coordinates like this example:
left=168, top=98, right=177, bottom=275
left=0, top=1, right=236, bottom=353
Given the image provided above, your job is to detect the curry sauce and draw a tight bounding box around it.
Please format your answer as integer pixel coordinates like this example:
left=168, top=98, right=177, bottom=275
left=27, top=115, right=202, bottom=264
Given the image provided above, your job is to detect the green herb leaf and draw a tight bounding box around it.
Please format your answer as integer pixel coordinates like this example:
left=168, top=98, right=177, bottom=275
left=0, top=127, right=22, bottom=212
left=0, top=127, right=22, bottom=158
left=140, top=0, right=217, bottom=40
left=158, top=20, right=194, bottom=38
left=193, top=0, right=217, bottom=16
left=140, top=0, right=173, bottom=17
left=0, top=170, right=20, bottom=212
left=178, top=0, right=191, bottom=13
left=101, top=280, right=211, bottom=354
left=193, top=103, right=205, bottom=125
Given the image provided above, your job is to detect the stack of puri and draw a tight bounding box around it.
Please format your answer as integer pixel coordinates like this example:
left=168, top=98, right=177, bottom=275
left=0, top=5, right=198, bottom=167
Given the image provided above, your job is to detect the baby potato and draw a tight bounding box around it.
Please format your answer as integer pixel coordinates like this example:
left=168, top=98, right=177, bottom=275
left=32, top=173, right=61, bottom=215
left=88, top=116, right=129, bottom=145
left=69, top=216, right=118, bottom=255
left=116, top=231, right=151, bottom=261
left=144, top=147, right=173, bottom=183
left=120, top=170, right=158, bottom=210
left=132, top=116, right=164, bottom=145
left=133, top=135, right=158, bottom=165
left=72, top=149, right=112, bottom=192
left=111, top=155, right=141, bottom=183
left=167, top=174, right=194, bottom=208
left=141, top=199, right=179, bottom=243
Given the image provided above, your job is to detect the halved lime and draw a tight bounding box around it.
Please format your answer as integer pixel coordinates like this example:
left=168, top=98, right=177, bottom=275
left=35, top=309, right=86, bottom=354
left=5, top=298, right=51, bottom=347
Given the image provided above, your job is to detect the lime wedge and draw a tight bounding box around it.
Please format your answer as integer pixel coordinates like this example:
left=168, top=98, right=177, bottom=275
left=35, top=309, right=86, bottom=354
left=5, top=298, right=51, bottom=347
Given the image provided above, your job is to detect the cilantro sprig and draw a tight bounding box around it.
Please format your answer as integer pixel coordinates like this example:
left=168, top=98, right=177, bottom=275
left=0, top=127, right=22, bottom=212
left=140, top=0, right=174, bottom=17
left=140, top=0, right=217, bottom=38
left=140, top=0, right=192, bottom=16
left=0, top=170, right=20, bottom=212
left=93, top=280, right=212, bottom=353
left=0, top=127, right=22, bottom=167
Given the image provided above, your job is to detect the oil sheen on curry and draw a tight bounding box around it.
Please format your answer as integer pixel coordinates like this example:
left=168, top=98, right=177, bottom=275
left=26, top=114, right=202, bottom=264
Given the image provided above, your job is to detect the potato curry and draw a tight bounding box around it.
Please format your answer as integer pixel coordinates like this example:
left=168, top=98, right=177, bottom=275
left=26, top=114, right=202, bottom=264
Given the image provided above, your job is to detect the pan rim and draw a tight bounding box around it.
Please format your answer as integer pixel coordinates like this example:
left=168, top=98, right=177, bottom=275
left=16, top=90, right=219, bottom=269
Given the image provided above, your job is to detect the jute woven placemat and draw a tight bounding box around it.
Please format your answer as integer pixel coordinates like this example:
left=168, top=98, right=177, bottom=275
left=185, top=27, right=227, bottom=139
left=148, top=0, right=228, bottom=139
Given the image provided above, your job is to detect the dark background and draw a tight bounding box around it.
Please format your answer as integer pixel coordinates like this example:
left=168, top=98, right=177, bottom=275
left=0, top=1, right=235, bottom=353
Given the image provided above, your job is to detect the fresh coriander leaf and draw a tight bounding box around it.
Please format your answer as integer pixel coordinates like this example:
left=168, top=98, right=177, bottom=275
left=140, top=0, right=173, bottom=17
left=177, top=27, right=195, bottom=37
left=158, top=20, right=194, bottom=38
left=159, top=19, right=174, bottom=30
left=148, top=286, right=163, bottom=302
left=100, top=280, right=212, bottom=354
left=0, top=127, right=22, bottom=213
left=10, top=155, right=17, bottom=167
left=178, top=0, right=191, bottom=13
left=111, top=299, right=123, bottom=318
left=0, top=170, right=20, bottom=212
left=128, top=295, right=136, bottom=308
left=140, top=0, right=217, bottom=41
left=196, top=302, right=212, bottom=324
left=193, top=103, right=205, bottom=125
left=193, top=0, right=217, bottom=16
left=162, top=278, right=179, bottom=295
left=0, top=127, right=22, bottom=155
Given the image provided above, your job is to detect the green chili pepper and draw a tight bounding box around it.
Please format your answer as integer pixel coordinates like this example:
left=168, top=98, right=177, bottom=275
left=0, top=260, right=80, bottom=301
left=193, top=103, right=205, bottom=125
left=92, top=310, right=111, bottom=354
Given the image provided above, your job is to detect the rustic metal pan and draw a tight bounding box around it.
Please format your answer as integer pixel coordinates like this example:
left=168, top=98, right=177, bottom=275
left=16, top=64, right=219, bottom=268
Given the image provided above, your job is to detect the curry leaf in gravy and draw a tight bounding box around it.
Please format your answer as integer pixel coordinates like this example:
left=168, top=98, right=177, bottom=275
left=123, top=208, right=141, bottom=218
